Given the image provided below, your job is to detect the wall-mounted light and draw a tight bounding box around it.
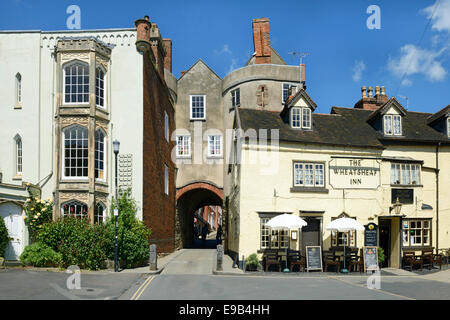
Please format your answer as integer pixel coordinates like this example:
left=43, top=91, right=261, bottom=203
left=389, top=197, right=402, bottom=215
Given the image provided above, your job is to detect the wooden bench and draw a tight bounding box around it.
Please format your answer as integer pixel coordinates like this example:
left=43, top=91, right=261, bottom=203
left=348, top=248, right=364, bottom=273
left=422, top=250, right=443, bottom=270
left=262, top=249, right=281, bottom=272
left=323, top=251, right=340, bottom=273
left=402, top=251, right=423, bottom=271
left=287, top=250, right=306, bottom=272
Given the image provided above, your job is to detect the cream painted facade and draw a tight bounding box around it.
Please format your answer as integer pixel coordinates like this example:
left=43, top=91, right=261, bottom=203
left=226, top=94, right=450, bottom=269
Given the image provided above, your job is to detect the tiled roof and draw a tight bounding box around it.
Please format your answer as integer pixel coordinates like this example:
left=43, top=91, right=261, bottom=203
left=238, top=106, right=450, bottom=148
left=427, top=105, right=450, bottom=125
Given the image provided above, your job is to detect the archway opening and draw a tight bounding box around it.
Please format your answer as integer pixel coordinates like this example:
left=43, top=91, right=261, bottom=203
left=176, top=183, right=223, bottom=249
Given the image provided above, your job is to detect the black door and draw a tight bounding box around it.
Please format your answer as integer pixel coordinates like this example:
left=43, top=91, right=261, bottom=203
left=301, top=217, right=321, bottom=253
left=379, top=223, right=390, bottom=268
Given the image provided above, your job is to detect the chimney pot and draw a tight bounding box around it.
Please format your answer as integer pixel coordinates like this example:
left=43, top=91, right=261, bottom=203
left=375, top=86, right=380, bottom=96
left=368, top=86, right=373, bottom=98
left=252, top=18, right=271, bottom=64
left=381, top=86, right=386, bottom=95
left=144, top=15, right=149, bottom=21
left=361, top=86, right=367, bottom=98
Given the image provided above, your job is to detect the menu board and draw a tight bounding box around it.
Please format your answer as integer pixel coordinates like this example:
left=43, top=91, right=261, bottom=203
left=363, top=246, right=379, bottom=272
left=306, top=246, right=323, bottom=272
left=364, top=223, right=378, bottom=247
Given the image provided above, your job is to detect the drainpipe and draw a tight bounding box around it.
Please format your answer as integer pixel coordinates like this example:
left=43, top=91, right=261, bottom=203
left=435, top=142, right=440, bottom=254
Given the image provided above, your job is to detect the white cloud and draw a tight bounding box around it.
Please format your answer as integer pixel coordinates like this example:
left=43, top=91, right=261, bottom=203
left=214, top=44, right=232, bottom=55
left=422, top=0, right=450, bottom=33
left=388, top=44, right=447, bottom=85
left=352, top=60, right=366, bottom=82
left=227, top=58, right=238, bottom=74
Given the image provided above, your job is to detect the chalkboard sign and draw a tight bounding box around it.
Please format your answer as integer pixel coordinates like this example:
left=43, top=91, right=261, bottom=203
left=306, top=246, right=323, bottom=272
left=364, top=223, right=378, bottom=247
left=363, top=246, right=379, bottom=272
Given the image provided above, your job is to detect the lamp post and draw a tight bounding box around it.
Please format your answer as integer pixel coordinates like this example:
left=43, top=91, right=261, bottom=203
left=113, top=139, right=120, bottom=272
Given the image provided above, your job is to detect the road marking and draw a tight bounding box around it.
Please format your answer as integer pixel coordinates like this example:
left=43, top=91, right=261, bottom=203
left=329, top=276, right=415, bottom=300
left=130, top=276, right=154, bottom=300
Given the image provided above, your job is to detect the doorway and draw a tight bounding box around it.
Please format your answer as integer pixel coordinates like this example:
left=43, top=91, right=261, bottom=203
left=379, top=220, right=390, bottom=268
left=0, top=202, right=24, bottom=260
left=301, top=217, right=321, bottom=253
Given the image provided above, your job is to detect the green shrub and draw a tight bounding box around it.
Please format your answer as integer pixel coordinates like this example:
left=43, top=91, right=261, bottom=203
left=23, top=186, right=53, bottom=240
left=0, top=218, right=9, bottom=257
left=20, top=242, right=62, bottom=267
left=106, top=188, right=151, bottom=268
left=378, top=247, right=385, bottom=264
left=37, top=218, right=110, bottom=270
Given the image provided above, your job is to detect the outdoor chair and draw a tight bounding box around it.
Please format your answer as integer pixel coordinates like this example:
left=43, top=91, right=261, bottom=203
left=263, top=250, right=281, bottom=272
left=287, top=250, right=306, bottom=272
left=323, top=251, right=340, bottom=273
left=422, top=250, right=443, bottom=270
left=402, top=251, right=423, bottom=271
left=348, top=248, right=364, bottom=273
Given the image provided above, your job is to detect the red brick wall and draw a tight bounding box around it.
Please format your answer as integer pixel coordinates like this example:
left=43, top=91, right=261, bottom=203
left=142, top=49, right=176, bottom=253
left=163, top=39, right=172, bottom=73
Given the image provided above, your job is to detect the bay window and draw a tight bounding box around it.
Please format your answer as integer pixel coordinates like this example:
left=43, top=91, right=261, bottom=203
left=64, top=61, right=89, bottom=104
left=63, top=125, right=88, bottom=178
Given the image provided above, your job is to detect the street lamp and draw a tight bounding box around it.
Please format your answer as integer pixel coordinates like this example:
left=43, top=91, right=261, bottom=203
left=113, top=139, right=120, bottom=272
left=390, top=197, right=402, bottom=215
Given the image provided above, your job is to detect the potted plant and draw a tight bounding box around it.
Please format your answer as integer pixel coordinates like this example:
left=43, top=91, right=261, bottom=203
left=245, top=253, right=261, bottom=271
left=378, top=247, right=385, bottom=266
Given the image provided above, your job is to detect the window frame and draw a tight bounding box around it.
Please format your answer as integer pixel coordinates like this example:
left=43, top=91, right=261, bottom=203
left=61, top=125, right=89, bottom=180
left=95, top=128, right=106, bottom=181
left=231, top=89, right=240, bottom=108
left=402, top=218, right=431, bottom=248
left=15, top=73, right=22, bottom=107
left=293, top=162, right=325, bottom=188
left=391, top=163, right=421, bottom=185
left=291, top=107, right=301, bottom=128
left=164, top=111, right=169, bottom=142
left=302, top=108, right=312, bottom=129
left=260, top=216, right=289, bottom=250
left=282, top=82, right=297, bottom=103
left=14, top=135, right=23, bottom=176
left=61, top=200, right=88, bottom=219
left=95, top=65, right=106, bottom=108
left=176, top=135, right=191, bottom=158
left=331, top=216, right=357, bottom=248
left=63, top=60, right=90, bottom=106
left=94, top=202, right=106, bottom=224
left=190, top=95, right=206, bottom=120
left=447, top=117, right=450, bottom=138
left=207, top=135, right=223, bottom=158
left=164, top=164, right=169, bottom=195
left=384, top=114, right=402, bottom=136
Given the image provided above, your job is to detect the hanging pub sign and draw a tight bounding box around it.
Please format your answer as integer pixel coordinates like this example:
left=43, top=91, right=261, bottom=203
left=329, top=157, right=380, bottom=189
left=306, top=246, right=323, bottom=272
left=364, top=223, right=378, bottom=247
left=363, top=246, right=379, bottom=272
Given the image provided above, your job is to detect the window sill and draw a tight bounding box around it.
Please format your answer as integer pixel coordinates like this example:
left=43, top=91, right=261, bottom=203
left=190, top=119, right=206, bottom=122
left=207, top=156, right=223, bottom=159
left=290, top=186, right=329, bottom=193
left=14, top=104, right=22, bottom=110
left=12, top=175, right=22, bottom=181
left=391, top=184, right=422, bottom=188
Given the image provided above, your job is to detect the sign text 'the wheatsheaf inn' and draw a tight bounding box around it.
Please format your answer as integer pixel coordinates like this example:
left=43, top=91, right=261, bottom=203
left=329, top=158, right=380, bottom=189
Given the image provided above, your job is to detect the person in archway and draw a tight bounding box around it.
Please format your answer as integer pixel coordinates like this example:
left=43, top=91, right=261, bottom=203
left=194, top=224, right=199, bottom=240
left=201, top=224, right=208, bottom=242
left=216, top=224, right=222, bottom=244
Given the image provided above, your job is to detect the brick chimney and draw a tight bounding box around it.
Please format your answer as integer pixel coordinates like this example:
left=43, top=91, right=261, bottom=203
left=149, top=23, right=167, bottom=80
left=163, top=39, right=172, bottom=73
left=134, top=16, right=152, bottom=53
left=252, top=18, right=271, bottom=64
left=354, top=85, right=389, bottom=110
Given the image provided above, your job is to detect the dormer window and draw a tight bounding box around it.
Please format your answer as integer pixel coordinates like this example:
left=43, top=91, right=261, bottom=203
left=384, top=114, right=402, bottom=136
left=291, top=107, right=311, bottom=129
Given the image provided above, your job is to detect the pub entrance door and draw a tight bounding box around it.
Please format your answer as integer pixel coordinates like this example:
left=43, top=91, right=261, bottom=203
left=379, top=219, right=390, bottom=268
left=301, top=217, right=322, bottom=253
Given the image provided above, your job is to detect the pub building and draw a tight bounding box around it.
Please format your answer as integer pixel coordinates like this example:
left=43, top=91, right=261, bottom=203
left=225, top=85, right=450, bottom=269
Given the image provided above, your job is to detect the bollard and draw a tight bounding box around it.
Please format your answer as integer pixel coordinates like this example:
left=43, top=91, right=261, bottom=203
left=216, top=244, right=223, bottom=271
left=149, top=244, right=157, bottom=271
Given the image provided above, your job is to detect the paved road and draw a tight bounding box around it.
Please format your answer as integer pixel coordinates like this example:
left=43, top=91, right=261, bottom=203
left=128, top=249, right=450, bottom=300
left=0, top=268, right=141, bottom=300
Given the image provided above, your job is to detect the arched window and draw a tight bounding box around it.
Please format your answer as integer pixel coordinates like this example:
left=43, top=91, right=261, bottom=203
left=61, top=200, right=88, bottom=219
left=94, top=202, right=106, bottom=224
left=63, top=61, right=89, bottom=104
left=15, top=73, right=22, bottom=105
left=95, top=129, right=105, bottom=180
left=14, top=135, right=22, bottom=176
left=95, top=66, right=105, bottom=107
left=62, top=125, right=88, bottom=178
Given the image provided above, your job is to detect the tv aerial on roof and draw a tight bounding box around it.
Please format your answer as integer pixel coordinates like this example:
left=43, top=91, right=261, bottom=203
left=398, top=95, right=409, bottom=110
left=288, top=52, right=310, bottom=87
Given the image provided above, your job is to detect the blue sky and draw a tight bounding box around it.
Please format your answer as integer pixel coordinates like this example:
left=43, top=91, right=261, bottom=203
left=1, top=0, right=450, bottom=115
